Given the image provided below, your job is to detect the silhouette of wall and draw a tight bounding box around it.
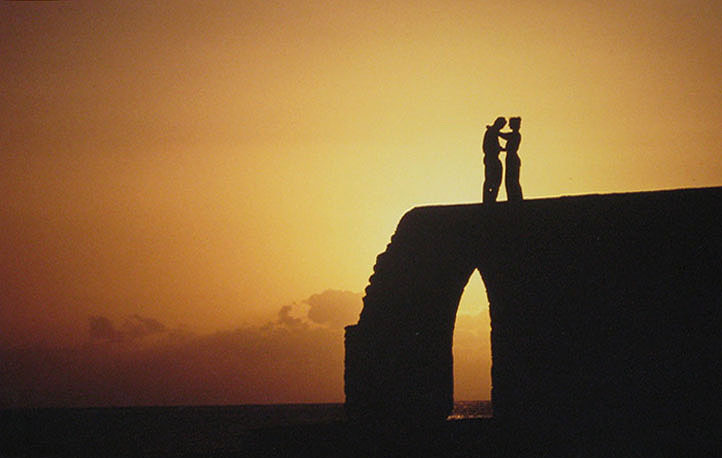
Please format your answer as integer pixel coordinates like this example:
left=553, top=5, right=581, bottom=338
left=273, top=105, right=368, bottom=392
left=345, top=187, right=722, bottom=442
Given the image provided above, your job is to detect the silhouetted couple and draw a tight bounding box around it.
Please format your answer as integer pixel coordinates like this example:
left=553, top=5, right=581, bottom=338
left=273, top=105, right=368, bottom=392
left=482, top=116, right=523, bottom=203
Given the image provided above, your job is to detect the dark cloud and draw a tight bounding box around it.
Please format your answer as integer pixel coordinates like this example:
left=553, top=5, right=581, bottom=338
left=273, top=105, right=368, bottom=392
left=277, top=305, right=305, bottom=329
left=304, top=290, right=362, bottom=328
left=88, top=314, right=167, bottom=342
left=88, top=315, right=122, bottom=341
left=122, top=314, right=166, bottom=339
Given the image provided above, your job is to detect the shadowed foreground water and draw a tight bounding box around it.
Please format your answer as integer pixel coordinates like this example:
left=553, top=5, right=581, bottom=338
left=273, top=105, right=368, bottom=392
left=1, top=401, right=493, bottom=457
left=0, top=400, right=702, bottom=457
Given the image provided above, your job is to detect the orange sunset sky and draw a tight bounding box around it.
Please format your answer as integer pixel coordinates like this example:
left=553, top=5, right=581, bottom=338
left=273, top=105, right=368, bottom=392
left=2, top=1, right=721, bottom=407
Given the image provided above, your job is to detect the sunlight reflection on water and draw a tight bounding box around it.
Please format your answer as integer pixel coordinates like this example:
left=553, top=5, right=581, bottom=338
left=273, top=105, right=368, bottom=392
left=447, top=400, right=493, bottom=420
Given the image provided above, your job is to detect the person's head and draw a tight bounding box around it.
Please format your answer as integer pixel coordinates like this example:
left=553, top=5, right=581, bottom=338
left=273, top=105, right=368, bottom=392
left=492, top=117, right=506, bottom=130
left=509, top=116, right=521, bottom=131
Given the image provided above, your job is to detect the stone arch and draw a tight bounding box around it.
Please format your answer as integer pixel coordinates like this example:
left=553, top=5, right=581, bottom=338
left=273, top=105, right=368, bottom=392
left=345, top=205, right=491, bottom=423
left=346, top=189, right=722, bottom=444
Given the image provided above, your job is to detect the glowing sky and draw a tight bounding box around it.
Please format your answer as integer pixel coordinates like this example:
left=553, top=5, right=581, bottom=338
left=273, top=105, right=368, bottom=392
left=2, top=1, right=721, bottom=406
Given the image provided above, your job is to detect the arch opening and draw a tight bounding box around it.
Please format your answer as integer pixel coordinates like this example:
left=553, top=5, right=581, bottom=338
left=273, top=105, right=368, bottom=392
left=450, top=269, right=492, bottom=418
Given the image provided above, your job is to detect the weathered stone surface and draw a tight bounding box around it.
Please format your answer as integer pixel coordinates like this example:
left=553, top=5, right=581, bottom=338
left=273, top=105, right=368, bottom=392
left=345, top=187, right=722, bottom=443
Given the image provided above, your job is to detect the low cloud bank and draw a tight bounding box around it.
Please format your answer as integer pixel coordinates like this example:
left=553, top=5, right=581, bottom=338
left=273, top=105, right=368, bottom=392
left=1, top=290, right=363, bottom=408
left=88, top=314, right=167, bottom=342
left=1, top=290, right=491, bottom=407
left=305, top=290, right=362, bottom=328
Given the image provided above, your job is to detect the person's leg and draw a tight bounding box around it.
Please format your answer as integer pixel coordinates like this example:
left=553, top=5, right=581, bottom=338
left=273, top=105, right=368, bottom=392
left=506, top=165, right=522, bottom=201
left=513, top=173, right=523, bottom=201
left=489, top=159, right=502, bottom=202
left=505, top=169, right=512, bottom=200
left=483, top=159, right=494, bottom=203
left=483, top=182, right=496, bottom=203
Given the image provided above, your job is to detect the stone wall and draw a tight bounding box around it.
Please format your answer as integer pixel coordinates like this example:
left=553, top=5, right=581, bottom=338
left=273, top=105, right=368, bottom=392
left=345, top=187, right=722, bottom=442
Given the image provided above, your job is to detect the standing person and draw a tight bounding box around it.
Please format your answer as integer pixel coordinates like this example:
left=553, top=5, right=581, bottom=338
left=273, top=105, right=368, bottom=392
left=482, top=117, right=506, bottom=203
left=500, top=116, right=523, bottom=201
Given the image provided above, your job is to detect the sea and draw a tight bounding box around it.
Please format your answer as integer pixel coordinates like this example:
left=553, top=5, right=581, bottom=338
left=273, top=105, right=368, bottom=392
left=0, top=401, right=492, bottom=456
left=187, top=400, right=492, bottom=428
left=1, top=400, right=491, bottom=430
left=188, top=400, right=492, bottom=428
